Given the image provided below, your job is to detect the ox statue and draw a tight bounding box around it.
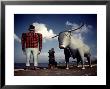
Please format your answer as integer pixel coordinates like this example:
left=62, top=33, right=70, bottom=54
left=52, top=23, right=92, bottom=69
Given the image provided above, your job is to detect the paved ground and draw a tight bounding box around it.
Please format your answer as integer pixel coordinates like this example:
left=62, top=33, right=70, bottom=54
left=14, top=64, right=97, bottom=76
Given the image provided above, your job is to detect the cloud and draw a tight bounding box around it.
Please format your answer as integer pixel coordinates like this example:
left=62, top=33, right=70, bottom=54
left=65, top=21, right=92, bottom=41
left=90, top=44, right=97, bottom=57
left=65, top=21, right=97, bottom=58
left=65, top=21, right=92, bottom=53
left=33, top=22, right=57, bottom=42
left=66, top=21, right=91, bottom=33
left=14, top=34, right=21, bottom=43
left=14, top=22, right=57, bottom=43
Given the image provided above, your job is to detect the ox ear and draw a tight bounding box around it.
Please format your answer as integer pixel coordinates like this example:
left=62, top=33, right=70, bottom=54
left=52, top=34, right=59, bottom=38
left=52, top=32, right=63, bottom=38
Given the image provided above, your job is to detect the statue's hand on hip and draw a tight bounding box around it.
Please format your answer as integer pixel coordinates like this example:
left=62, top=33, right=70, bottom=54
left=22, top=48, right=26, bottom=55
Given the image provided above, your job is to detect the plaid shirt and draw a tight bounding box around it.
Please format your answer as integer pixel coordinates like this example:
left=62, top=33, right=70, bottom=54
left=21, top=31, right=42, bottom=50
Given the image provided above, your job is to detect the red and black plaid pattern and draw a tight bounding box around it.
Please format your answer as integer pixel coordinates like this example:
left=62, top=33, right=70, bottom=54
left=22, top=31, right=42, bottom=50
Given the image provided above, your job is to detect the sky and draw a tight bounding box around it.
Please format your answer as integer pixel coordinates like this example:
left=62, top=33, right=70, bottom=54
left=14, top=14, right=97, bottom=63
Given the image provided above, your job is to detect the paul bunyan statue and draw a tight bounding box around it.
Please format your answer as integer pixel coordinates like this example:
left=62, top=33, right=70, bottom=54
left=21, top=25, right=42, bottom=70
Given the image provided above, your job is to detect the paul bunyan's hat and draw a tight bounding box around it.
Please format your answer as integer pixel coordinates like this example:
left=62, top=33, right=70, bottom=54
left=29, top=25, right=35, bottom=30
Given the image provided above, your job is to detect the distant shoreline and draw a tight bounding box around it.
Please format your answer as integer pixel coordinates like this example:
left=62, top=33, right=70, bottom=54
left=14, top=60, right=97, bottom=69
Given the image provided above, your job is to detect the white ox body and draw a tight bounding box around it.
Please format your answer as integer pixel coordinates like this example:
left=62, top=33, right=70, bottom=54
left=58, top=32, right=92, bottom=69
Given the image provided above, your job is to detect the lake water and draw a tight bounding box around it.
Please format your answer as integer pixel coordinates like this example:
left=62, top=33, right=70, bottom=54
left=14, top=63, right=49, bottom=69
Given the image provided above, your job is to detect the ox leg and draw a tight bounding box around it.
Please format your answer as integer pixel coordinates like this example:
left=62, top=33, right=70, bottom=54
left=87, top=56, right=92, bottom=67
left=66, top=62, right=69, bottom=70
left=65, top=57, right=69, bottom=70
left=81, top=60, right=85, bottom=69
left=79, top=49, right=85, bottom=69
left=77, top=58, right=80, bottom=67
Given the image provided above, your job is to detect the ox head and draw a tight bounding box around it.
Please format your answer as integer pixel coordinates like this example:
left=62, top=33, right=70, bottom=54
left=52, top=23, right=84, bottom=49
left=58, top=32, right=71, bottom=49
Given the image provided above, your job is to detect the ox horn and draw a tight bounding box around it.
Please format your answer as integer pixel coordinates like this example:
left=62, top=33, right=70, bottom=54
left=68, top=22, right=84, bottom=32
left=52, top=23, right=84, bottom=38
